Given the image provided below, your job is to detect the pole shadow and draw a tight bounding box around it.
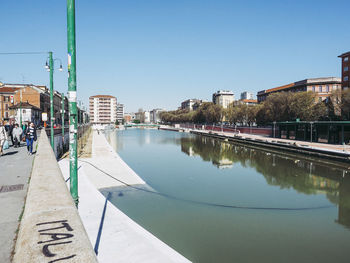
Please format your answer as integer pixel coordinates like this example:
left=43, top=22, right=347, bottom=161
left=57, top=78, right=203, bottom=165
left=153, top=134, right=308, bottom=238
left=94, top=192, right=111, bottom=255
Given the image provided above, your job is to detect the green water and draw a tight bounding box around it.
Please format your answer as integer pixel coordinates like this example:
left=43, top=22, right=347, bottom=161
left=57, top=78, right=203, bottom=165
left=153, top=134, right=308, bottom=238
left=102, top=129, right=350, bottom=263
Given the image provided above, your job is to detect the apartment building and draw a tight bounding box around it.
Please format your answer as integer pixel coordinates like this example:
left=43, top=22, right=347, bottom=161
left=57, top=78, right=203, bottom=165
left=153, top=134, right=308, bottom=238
left=339, top=51, right=350, bottom=90
left=0, top=83, right=18, bottom=122
left=116, top=103, right=124, bottom=123
left=89, top=95, right=117, bottom=125
left=181, top=99, right=204, bottom=111
left=240, top=91, right=254, bottom=100
left=212, top=90, right=235, bottom=108
left=150, top=108, right=165, bottom=123
left=257, top=77, right=341, bottom=103
left=0, top=83, right=70, bottom=126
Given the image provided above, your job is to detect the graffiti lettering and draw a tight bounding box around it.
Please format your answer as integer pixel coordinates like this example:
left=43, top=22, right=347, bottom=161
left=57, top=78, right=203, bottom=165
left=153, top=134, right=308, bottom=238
left=36, top=220, right=76, bottom=261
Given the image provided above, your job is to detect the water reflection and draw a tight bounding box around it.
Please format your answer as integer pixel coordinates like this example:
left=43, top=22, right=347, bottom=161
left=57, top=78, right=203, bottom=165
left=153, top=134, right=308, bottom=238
left=180, top=135, right=350, bottom=229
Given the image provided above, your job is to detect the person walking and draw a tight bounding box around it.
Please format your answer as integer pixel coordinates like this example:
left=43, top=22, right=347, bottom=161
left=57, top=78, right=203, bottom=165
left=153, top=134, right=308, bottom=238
left=12, top=124, right=23, bottom=148
left=24, top=122, right=37, bottom=155
left=8, top=121, right=14, bottom=146
left=0, top=121, right=9, bottom=156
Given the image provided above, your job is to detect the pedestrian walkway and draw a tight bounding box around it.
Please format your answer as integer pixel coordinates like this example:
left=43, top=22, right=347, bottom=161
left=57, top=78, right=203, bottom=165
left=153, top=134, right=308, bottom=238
left=216, top=130, right=350, bottom=153
left=0, top=142, right=35, bottom=263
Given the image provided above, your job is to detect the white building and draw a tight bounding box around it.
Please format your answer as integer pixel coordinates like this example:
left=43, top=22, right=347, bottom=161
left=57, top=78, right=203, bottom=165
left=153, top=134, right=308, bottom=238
left=180, top=99, right=204, bottom=111
left=212, top=90, right=235, bottom=109
left=240, top=92, right=254, bottom=100
left=150, top=108, right=165, bottom=123
left=144, top=111, right=151, bottom=123
left=89, top=95, right=117, bottom=127
left=116, top=103, right=124, bottom=123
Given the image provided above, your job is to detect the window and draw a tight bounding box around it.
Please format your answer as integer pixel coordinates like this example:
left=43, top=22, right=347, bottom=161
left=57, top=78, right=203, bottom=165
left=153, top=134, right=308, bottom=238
left=345, top=76, right=349, bottom=81
left=345, top=57, right=349, bottom=62
left=312, top=86, right=315, bottom=92
left=319, top=86, right=322, bottom=92
left=333, top=85, right=338, bottom=90
left=326, top=85, right=329, bottom=92
left=345, top=66, right=349, bottom=72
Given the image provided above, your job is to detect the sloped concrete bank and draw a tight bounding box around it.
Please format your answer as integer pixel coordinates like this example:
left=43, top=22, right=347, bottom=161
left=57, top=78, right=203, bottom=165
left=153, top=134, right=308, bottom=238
left=13, top=132, right=97, bottom=262
left=58, top=131, right=191, bottom=263
left=190, top=130, right=350, bottom=163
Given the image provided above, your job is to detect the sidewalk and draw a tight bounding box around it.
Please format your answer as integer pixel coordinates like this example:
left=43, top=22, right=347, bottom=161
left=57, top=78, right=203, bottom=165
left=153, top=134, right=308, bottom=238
left=0, top=142, right=35, bottom=263
left=215, top=130, right=350, bottom=154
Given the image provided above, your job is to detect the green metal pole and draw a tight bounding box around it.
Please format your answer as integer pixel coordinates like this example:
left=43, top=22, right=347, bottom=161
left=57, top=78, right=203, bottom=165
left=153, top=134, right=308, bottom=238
left=67, top=0, right=78, bottom=206
left=61, top=93, right=65, bottom=138
left=49, top=51, right=54, bottom=149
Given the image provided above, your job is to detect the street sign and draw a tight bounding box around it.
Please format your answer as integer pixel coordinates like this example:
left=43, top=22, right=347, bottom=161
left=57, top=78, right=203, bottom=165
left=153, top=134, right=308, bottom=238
left=42, top=112, right=48, bottom=122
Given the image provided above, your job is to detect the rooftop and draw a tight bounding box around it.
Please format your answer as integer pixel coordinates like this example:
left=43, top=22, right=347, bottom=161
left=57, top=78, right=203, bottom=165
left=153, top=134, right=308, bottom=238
left=9, top=102, right=41, bottom=110
left=90, top=95, right=116, bottom=99
left=338, top=51, right=350, bottom=58
left=261, top=77, right=341, bottom=95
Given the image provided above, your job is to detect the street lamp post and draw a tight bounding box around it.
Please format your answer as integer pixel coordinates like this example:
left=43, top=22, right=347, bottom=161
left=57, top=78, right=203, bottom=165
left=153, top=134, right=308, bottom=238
left=67, top=0, right=79, bottom=207
left=49, top=52, right=54, bottom=149
left=45, top=52, right=63, bottom=150
left=61, top=93, right=65, bottom=139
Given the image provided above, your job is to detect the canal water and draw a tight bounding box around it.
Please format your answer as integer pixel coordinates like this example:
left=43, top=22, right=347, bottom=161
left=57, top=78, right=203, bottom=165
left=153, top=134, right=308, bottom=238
left=103, top=129, right=350, bottom=263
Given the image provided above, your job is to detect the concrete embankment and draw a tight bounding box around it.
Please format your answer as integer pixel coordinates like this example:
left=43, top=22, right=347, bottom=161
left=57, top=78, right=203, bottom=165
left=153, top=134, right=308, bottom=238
left=159, top=126, right=350, bottom=163
left=59, top=131, right=191, bottom=263
left=13, top=131, right=97, bottom=263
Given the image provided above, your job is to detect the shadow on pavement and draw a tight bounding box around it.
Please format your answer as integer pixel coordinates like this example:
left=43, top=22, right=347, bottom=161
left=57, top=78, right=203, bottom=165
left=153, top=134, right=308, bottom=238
left=2, top=151, right=19, bottom=156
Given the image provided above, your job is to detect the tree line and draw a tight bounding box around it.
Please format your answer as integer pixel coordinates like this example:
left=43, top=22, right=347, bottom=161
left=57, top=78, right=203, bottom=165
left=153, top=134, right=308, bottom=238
left=160, top=89, right=350, bottom=125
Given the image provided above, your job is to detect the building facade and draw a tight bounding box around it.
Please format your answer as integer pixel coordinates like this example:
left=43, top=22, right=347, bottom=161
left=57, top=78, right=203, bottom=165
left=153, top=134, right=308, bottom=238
left=89, top=95, right=117, bottom=125
left=1, top=82, right=71, bottom=126
left=212, top=90, right=235, bottom=109
left=0, top=83, right=18, bottom=123
left=240, top=92, right=254, bottom=100
left=150, top=108, right=165, bottom=123
left=181, top=99, right=204, bottom=111
left=257, top=77, right=341, bottom=103
left=238, top=99, right=258, bottom=105
left=339, top=52, right=350, bottom=90
left=116, top=103, right=124, bottom=123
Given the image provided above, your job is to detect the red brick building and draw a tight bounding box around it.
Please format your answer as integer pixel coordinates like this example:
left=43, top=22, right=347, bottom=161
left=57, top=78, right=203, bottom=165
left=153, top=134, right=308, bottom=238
left=338, top=51, right=350, bottom=90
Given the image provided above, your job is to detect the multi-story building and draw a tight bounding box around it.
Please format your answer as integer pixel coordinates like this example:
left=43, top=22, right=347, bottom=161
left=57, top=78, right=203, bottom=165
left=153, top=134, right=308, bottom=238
left=257, top=77, right=341, bottom=103
left=212, top=90, right=235, bottom=109
left=1, top=82, right=70, bottom=126
left=123, top=113, right=132, bottom=123
left=89, top=95, right=117, bottom=125
left=150, top=108, right=165, bottom=123
left=144, top=111, right=151, bottom=123
left=116, top=103, right=124, bottom=123
left=181, top=99, right=204, bottom=111
left=240, top=91, right=254, bottom=100
left=0, top=83, right=18, bottom=123
left=238, top=99, right=258, bottom=105
left=339, top=51, right=350, bottom=90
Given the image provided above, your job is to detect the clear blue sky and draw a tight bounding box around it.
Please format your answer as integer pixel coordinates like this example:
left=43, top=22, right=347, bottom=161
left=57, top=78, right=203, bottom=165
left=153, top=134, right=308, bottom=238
left=0, top=0, right=349, bottom=112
